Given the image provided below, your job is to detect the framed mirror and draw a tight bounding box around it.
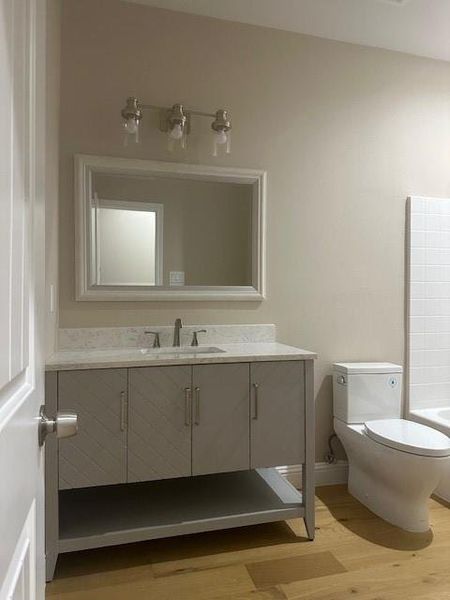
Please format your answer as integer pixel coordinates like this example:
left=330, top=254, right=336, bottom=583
left=75, top=155, right=266, bottom=301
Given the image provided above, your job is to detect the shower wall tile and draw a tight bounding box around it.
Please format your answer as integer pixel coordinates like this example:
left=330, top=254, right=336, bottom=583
left=410, top=334, right=425, bottom=350
left=409, top=299, right=424, bottom=316
left=408, top=196, right=450, bottom=410
left=410, top=248, right=425, bottom=265
left=411, top=365, right=450, bottom=385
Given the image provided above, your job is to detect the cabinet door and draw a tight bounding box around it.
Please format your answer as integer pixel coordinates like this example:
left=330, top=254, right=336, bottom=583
left=128, top=366, right=192, bottom=482
left=250, top=361, right=305, bottom=468
left=58, top=369, right=128, bottom=489
left=192, top=363, right=249, bottom=476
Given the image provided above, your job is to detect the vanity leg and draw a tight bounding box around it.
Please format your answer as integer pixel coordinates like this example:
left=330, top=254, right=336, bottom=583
left=303, top=361, right=315, bottom=541
left=302, top=464, right=315, bottom=540
left=46, top=550, right=58, bottom=583
left=45, top=372, right=59, bottom=581
left=303, top=513, right=315, bottom=541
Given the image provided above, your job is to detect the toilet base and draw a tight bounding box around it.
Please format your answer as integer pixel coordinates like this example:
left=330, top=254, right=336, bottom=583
left=348, top=464, right=430, bottom=533
left=435, top=468, right=450, bottom=503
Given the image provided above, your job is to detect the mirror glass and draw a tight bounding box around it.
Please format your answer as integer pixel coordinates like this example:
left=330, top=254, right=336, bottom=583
left=91, top=173, right=252, bottom=288
left=75, top=155, right=265, bottom=301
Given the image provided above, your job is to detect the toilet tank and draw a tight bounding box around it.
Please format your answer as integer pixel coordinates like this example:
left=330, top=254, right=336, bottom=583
left=333, top=362, right=403, bottom=424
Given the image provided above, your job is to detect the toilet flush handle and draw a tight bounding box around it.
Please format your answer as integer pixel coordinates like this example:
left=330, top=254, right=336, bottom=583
left=336, top=375, right=346, bottom=385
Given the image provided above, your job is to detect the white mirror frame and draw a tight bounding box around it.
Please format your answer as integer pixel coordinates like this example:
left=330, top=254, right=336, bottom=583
left=74, top=154, right=266, bottom=301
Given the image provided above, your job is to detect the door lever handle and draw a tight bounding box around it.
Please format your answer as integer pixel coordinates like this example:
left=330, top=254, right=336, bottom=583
left=38, top=405, right=78, bottom=446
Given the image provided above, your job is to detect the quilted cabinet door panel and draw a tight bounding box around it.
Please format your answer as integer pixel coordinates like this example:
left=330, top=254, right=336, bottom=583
left=128, top=366, right=192, bottom=482
left=58, top=369, right=128, bottom=489
left=192, top=363, right=250, bottom=476
left=250, top=361, right=305, bottom=468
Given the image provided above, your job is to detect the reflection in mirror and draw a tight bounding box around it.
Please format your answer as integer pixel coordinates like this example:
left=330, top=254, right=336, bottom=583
left=91, top=173, right=253, bottom=287
left=91, top=199, right=163, bottom=286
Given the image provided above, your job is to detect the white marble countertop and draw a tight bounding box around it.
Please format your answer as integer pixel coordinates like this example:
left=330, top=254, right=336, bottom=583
left=46, top=342, right=317, bottom=371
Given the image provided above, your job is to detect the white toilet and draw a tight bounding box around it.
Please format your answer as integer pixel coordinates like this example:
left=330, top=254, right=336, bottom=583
left=333, top=362, right=450, bottom=532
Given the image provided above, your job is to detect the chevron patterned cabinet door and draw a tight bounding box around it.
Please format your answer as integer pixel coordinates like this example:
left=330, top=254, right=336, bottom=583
left=192, top=363, right=250, bottom=476
left=128, top=366, right=192, bottom=482
left=58, top=369, right=128, bottom=489
left=250, top=361, right=305, bottom=468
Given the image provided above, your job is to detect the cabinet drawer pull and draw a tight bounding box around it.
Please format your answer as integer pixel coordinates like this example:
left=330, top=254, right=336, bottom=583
left=194, top=387, right=200, bottom=425
left=184, top=387, right=192, bottom=426
left=252, top=383, right=259, bottom=420
left=120, top=391, right=127, bottom=431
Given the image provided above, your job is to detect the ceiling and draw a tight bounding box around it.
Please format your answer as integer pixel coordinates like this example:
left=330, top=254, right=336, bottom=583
left=123, top=0, right=450, bottom=62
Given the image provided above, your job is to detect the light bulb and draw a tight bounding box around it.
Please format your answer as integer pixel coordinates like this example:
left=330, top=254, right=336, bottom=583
left=215, top=130, right=228, bottom=145
left=124, top=117, right=138, bottom=135
left=169, top=123, right=184, bottom=140
left=212, top=129, right=231, bottom=156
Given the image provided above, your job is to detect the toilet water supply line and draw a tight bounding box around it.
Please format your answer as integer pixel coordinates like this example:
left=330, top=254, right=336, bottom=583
left=324, top=433, right=338, bottom=464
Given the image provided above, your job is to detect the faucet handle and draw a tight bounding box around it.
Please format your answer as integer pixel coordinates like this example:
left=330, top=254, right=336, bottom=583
left=191, top=329, right=207, bottom=347
left=144, top=331, right=161, bottom=348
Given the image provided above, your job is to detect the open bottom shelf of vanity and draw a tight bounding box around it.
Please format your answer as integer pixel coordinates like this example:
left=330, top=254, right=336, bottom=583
left=58, top=468, right=304, bottom=553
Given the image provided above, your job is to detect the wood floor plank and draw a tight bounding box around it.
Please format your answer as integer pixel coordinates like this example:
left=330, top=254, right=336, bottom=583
left=49, top=565, right=255, bottom=600
left=46, top=565, right=154, bottom=596
left=246, top=552, right=346, bottom=588
left=281, top=553, right=450, bottom=600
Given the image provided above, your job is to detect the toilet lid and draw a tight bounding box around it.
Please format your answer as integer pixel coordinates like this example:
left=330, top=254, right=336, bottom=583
left=364, top=419, right=450, bottom=457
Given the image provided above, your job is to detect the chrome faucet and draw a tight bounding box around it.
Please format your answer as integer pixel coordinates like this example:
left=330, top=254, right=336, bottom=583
left=173, top=318, right=182, bottom=347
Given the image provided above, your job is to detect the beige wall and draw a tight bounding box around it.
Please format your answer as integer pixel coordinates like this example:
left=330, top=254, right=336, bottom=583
left=45, top=0, right=61, bottom=357
left=59, top=0, right=450, bottom=460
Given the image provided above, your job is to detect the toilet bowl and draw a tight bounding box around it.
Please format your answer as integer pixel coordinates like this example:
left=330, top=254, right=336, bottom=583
left=333, top=362, right=450, bottom=532
left=334, top=418, right=449, bottom=532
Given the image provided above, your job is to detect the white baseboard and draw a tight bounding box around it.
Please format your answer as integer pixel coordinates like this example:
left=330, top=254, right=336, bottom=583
left=277, top=461, right=348, bottom=490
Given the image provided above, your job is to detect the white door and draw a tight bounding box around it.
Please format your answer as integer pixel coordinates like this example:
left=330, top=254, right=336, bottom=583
left=0, top=1, right=46, bottom=599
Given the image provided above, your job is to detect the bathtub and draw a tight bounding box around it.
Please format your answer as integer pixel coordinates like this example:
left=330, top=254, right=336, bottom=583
left=410, top=407, right=450, bottom=502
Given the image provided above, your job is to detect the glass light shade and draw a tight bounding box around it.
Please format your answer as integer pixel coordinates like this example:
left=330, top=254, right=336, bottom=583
left=215, top=130, right=228, bottom=145
left=167, top=123, right=187, bottom=151
left=212, top=130, right=231, bottom=156
left=169, top=123, right=184, bottom=140
left=123, top=117, right=140, bottom=145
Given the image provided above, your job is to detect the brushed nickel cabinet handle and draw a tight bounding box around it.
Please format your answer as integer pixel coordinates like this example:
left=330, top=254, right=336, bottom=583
left=252, top=383, right=259, bottom=420
left=120, top=391, right=127, bottom=432
left=194, top=387, right=200, bottom=425
left=184, top=387, right=192, bottom=426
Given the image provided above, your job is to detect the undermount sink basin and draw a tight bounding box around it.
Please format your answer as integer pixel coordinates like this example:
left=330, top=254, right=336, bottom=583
left=140, top=346, right=225, bottom=356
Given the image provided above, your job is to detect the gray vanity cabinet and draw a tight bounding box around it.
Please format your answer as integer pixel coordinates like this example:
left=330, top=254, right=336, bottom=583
left=56, top=362, right=306, bottom=488
left=58, top=368, right=128, bottom=489
left=191, top=364, right=250, bottom=476
left=46, top=356, right=315, bottom=581
left=250, top=361, right=305, bottom=468
left=128, top=366, right=192, bottom=482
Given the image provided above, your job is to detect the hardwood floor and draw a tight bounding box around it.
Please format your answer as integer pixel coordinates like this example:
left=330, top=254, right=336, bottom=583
left=46, top=485, right=450, bottom=600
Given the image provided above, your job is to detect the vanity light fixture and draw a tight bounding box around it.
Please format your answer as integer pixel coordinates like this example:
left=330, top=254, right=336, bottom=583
left=121, top=97, right=232, bottom=155
left=211, top=109, right=231, bottom=156
left=121, top=97, right=142, bottom=144
left=164, top=103, right=189, bottom=151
